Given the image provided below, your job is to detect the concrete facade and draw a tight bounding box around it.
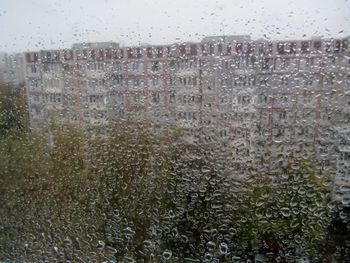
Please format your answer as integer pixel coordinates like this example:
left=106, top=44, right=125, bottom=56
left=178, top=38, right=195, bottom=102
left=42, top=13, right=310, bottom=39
left=23, top=36, right=350, bottom=203
left=0, top=52, right=25, bottom=86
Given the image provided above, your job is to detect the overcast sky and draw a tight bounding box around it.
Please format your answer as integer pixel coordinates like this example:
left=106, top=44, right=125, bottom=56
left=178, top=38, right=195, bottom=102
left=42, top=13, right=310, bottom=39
left=0, top=0, right=349, bottom=52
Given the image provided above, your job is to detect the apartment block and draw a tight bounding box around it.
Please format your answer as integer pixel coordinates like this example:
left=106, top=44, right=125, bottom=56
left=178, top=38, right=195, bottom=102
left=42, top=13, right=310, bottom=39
left=0, top=52, right=26, bottom=86
left=23, top=36, right=350, bottom=202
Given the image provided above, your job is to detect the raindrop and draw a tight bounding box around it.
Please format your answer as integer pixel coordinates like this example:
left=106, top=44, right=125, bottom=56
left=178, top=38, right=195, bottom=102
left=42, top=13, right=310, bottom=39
left=219, top=242, right=228, bottom=254
left=162, top=249, right=172, bottom=260
left=207, top=241, right=216, bottom=251
left=96, top=240, right=105, bottom=249
left=63, top=237, right=72, bottom=246
left=281, top=207, right=291, bottom=217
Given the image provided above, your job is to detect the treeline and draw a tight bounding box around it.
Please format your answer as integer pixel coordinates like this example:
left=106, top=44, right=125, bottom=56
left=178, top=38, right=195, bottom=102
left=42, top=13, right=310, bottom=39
left=0, top=84, right=28, bottom=136
left=0, top=85, right=349, bottom=262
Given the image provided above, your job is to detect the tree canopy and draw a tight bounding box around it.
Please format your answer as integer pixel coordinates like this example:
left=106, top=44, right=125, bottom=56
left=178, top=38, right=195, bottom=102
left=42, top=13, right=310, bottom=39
left=0, top=86, right=342, bottom=262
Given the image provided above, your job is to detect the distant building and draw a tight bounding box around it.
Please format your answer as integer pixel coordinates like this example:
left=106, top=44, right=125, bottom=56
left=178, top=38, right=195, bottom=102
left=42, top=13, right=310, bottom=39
left=23, top=35, right=350, bottom=203
left=14, top=53, right=26, bottom=86
left=202, top=35, right=251, bottom=43
left=0, top=52, right=26, bottom=86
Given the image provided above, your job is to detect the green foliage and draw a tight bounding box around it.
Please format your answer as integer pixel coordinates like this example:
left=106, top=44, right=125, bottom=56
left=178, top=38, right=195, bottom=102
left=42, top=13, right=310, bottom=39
left=0, top=84, right=28, bottom=136
left=238, top=159, right=331, bottom=259
left=0, top=117, right=334, bottom=262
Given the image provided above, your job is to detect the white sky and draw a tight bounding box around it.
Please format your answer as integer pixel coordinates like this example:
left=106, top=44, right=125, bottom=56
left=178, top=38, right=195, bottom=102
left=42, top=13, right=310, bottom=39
left=0, top=0, right=349, bottom=52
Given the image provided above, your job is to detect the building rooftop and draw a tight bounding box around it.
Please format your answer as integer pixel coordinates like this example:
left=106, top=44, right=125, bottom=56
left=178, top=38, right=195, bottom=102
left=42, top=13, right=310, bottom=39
left=201, top=35, right=251, bottom=43
left=72, top=42, right=119, bottom=49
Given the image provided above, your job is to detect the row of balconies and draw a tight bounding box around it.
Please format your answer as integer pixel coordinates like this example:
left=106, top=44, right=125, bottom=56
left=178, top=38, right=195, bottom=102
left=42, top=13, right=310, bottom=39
left=25, top=37, right=349, bottom=63
left=24, top=55, right=350, bottom=84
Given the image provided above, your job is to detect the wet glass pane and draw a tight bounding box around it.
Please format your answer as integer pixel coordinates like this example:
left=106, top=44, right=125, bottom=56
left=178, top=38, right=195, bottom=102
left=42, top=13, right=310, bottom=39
left=1, top=0, right=350, bottom=262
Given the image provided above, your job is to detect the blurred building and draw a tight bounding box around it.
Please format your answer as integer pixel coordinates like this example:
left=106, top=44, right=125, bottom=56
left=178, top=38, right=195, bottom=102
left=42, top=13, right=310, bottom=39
left=23, top=36, right=350, bottom=202
left=0, top=52, right=25, bottom=86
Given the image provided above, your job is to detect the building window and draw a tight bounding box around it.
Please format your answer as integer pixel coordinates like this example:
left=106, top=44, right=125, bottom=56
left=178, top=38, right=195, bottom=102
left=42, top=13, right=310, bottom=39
left=220, top=129, right=228, bottom=138
left=279, top=111, right=287, bottom=119
left=151, top=92, right=160, bottom=104
left=178, top=76, right=197, bottom=86
left=169, top=93, right=175, bottom=104
left=48, top=93, right=61, bottom=103
left=128, top=79, right=144, bottom=90
left=183, top=95, right=195, bottom=104
left=258, top=94, right=268, bottom=104
left=334, top=40, right=341, bottom=53
left=261, top=58, right=272, bottom=70
left=150, top=61, right=160, bottom=72
left=115, top=75, right=123, bottom=88
left=281, top=76, right=289, bottom=86
left=128, top=62, right=144, bottom=73
left=325, top=74, right=335, bottom=86
left=313, top=41, right=322, bottom=52
left=236, top=43, right=243, bottom=54
left=147, top=47, right=153, bottom=58
left=237, top=95, right=251, bottom=105
left=301, top=41, right=310, bottom=54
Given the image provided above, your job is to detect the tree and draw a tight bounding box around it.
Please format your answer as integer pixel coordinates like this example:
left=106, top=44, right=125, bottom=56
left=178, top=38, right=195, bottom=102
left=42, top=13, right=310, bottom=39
left=327, top=203, right=350, bottom=261
left=238, top=158, right=332, bottom=261
left=0, top=115, right=335, bottom=262
left=157, top=144, right=239, bottom=262
left=85, top=120, right=186, bottom=262
left=0, top=84, right=28, bottom=136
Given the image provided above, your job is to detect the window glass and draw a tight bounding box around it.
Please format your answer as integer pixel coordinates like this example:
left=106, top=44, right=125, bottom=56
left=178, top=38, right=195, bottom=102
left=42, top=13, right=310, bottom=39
left=0, top=0, right=350, bottom=261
